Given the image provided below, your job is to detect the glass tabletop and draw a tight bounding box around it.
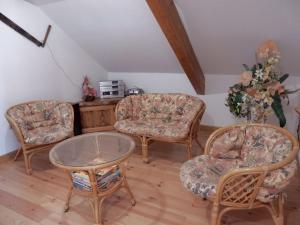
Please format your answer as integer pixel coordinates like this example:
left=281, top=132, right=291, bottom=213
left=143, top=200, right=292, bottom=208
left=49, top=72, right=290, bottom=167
left=49, top=132, right=135, bottom=169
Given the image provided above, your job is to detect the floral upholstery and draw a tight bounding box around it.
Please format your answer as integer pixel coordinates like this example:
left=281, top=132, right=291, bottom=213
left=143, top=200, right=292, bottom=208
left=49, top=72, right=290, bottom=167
left=7, top=101, right=73, bottom=145
left=115, top=96, right=133, bottom=121
left=180, top=155, right=243, bottom=199
left=210, top=127, right=246, bottom=159
left=180, top=125, right=298, bottom=203
left=115, top=119, right=191, bottom=139
left=115, top=93, right=204, bottom=139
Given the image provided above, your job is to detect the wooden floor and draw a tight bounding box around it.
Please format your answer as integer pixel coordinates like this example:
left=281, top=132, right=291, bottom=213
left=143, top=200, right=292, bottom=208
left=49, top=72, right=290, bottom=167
left=0, top=129, right=299, bottom=225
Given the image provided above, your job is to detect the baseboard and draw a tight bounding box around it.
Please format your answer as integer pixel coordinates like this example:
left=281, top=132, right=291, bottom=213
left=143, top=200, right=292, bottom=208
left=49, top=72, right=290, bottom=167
left=199, top=124, right=220, bottom=133
left=0, top=149, right=18, bottom=163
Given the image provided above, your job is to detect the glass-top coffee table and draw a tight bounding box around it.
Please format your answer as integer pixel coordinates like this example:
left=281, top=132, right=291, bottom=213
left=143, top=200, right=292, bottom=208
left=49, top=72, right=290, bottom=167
left=49, top=132, right=136, bottom=225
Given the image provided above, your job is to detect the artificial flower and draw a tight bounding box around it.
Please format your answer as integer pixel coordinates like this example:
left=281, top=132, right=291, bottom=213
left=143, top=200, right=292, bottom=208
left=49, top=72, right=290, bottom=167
left=267, top=81, right=285, bottom=96
left=246, top=88, right=256, bottom=96
left=254, top=92, right=263, bottom=101
left=255, top=69, right=264, bottom=79
left=240, top=71, right=252, bottom=86
left=226, top=40, right=293, bottom=127
left=256, top=40, right=280, bottom=61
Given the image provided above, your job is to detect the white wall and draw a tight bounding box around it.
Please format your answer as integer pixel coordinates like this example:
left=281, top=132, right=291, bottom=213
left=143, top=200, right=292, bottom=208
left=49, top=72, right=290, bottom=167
left=0, top=0, right=107, bottom=156
left=108, top=72, right=300, bottom=136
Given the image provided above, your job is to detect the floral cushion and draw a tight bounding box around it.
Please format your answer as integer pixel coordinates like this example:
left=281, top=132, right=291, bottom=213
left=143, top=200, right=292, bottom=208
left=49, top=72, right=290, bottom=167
left=25, top=124, right=73, bottom=145
left=241, top=126, right=293, bottom=165
left=115, top=93, right=204, bottom=139
left=115, top=119, right=191, bottom=139
left=7, top=101, right=73, bottom=145
left=210, top=127, right=246, bottom=159
left=180, top=155, right=297, bottom=203
left=180, top=155, right=243, bottom=199
left=115, top=96, right=133, bottom=121
left=180, top=125, right=298, bottom=203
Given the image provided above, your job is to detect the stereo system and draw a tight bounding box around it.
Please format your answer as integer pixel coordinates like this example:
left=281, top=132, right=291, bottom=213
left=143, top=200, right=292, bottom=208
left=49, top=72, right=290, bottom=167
left=99, top=80, right=125, bottom=98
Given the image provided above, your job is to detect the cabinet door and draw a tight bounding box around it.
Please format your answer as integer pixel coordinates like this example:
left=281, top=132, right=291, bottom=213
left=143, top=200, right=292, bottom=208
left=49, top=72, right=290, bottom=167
left=80, top=105, right=116, bottom=133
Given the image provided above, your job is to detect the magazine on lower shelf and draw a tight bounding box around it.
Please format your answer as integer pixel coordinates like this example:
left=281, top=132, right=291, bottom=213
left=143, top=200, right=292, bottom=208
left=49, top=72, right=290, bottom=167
left=71, top=165, right=121, bottom=191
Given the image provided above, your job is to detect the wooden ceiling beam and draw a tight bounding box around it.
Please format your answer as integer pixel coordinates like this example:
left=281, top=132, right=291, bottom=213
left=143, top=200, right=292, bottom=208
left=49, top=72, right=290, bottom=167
left=146, top=0, right=205, bottom=94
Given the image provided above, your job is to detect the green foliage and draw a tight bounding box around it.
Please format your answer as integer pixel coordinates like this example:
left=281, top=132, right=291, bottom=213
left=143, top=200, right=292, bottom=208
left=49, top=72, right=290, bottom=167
left=279, top=74, right=289, bottom=83
left=271, top=92, right=286, bottom=127
left=243, top=64, right=250, bottom=71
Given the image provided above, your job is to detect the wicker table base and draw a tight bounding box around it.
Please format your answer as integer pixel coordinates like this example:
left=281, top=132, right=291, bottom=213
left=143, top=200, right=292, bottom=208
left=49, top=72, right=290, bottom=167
left=64, top=165, right=135, bottom=225
left=49, top=132, right=136, bottom=225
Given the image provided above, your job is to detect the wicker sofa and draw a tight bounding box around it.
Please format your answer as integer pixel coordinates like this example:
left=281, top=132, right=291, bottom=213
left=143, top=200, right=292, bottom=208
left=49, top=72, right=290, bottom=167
left=6, top=100, right=74, bottom=175
left=114, top=93, right=206, bottom=163
left=180, top=123, right=299, bottom=225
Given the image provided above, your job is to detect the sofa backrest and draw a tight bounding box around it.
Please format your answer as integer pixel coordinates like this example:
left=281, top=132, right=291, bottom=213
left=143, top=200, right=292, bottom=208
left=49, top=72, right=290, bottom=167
left=129, top=93, right=204, bottom=122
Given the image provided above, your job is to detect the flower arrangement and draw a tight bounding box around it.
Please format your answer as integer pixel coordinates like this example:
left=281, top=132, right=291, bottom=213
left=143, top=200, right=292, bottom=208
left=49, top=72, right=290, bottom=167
left=225, top=40, right=295, bottom=127
left=82, top=76, right=97, bottom=101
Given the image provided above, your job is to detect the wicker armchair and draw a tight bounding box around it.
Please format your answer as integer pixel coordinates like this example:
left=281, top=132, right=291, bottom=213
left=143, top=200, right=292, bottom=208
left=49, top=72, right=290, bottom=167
left=180, top=123, right=299, bottom=225
left=114, top=93, right=206, bottom=163
left=6, top=100, right=74, bottom=175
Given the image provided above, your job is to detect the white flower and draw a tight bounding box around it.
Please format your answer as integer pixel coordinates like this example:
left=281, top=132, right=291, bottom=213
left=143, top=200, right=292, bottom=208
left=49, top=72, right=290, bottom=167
left=268, top=58, right=274, bottom=64
left=264, top=97, right=273, bottom=105
left=252, top=78, right=258, bottom=85
left=255, top=69, right=264, bottom=79
left=242, top=94, right=248, bottom=103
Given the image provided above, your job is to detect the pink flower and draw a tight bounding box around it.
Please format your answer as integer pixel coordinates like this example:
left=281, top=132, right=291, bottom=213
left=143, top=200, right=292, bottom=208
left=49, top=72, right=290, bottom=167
left=246, top=88, right=256, bottom=97
left=256, top=40, right=280, bottom=60
left=267, top=81, right=285, bottom=96
left=240, top=71, right=252, bottom=86
left=254, top=92, right=263, bottom=101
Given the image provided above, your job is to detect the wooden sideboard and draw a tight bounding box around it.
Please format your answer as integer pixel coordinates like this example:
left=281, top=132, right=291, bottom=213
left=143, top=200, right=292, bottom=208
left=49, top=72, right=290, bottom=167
left=79, top=97, right=122, bottom=133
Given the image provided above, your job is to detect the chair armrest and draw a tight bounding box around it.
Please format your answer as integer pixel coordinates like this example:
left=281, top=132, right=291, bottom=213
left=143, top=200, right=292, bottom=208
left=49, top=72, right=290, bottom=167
left=5, top=111, right=28, bottom=144
left=57, top=102, right=74, bottom=134
left=215, top=154, right=298, bottom=207
left=189, top=101, right=206, bottom=134
left=215, top=167, right=268, bottom=207
left=115, top=97, right=133, bottom=121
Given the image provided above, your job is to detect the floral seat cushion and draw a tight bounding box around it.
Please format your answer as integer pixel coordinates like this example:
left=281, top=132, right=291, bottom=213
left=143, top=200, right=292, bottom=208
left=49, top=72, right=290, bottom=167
left=114, top=119, right=191, bottom=140
left=180, top=155, right=297, bottom=202
left=7, top=101, right=73, bottom=145
left=180, top=125, right=298, bottom=203
left=26, top=124, right=73, bottom=145
left=180, top=155, right=243, bottom=199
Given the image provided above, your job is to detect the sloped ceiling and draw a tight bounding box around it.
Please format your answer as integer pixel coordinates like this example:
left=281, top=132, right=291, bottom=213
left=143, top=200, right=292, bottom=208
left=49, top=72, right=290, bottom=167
left=25, top=0, right=64, bottom=5
left=34, top=0, right=300, bottom=75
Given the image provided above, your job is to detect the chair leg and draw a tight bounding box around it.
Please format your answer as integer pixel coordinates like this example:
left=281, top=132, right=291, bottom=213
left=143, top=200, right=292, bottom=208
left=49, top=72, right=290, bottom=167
left=141, top=136, right=149, bottom=163
left=211, top=202, right=220, bottom=225
left=187, top=140, right=193, bottom=159
left=14, top=147, right=22, bottom=161
left=195, top=133, right=204, bottom=151
left=23, top=151, right=32, bottom=175
left=297, top=119, right=300, bottom=143
left=271, top=193, right=284, bottom=225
